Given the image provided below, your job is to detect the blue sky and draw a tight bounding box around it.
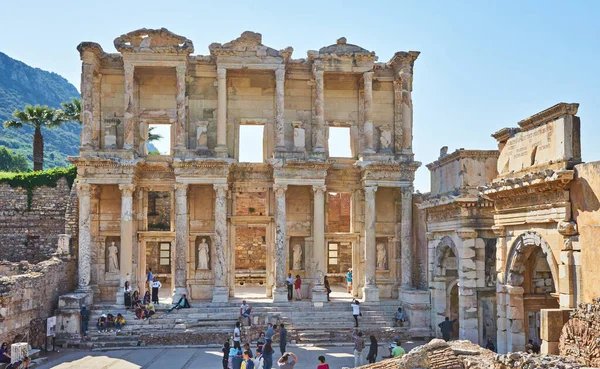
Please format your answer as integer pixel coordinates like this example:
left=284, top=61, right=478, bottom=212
left=2, top=0, right=598, bottom=191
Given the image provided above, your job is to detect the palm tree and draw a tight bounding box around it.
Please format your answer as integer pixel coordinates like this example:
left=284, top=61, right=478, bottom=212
left=148, top=126, right=163, bottom=142
left=4, top=105, right=64, bottom=171
left=60, top=98, right=81, bottom=122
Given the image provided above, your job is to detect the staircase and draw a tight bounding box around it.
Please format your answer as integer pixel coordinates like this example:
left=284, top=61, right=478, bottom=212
left=82, top=300, right=408, bottom=348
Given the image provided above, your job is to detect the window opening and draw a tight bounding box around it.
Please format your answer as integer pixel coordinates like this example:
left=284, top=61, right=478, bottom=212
left=239, top=125, right=264, bottom=163
left=148, top=124, right=171, bottom=155
left=328, top=126, right=352, bottom=157
left=159, top=242, right=171, bottom=266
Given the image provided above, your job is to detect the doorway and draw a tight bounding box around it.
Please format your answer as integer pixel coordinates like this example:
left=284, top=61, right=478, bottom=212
left=233, top=225, right=268, bottom=299
left=450, top=282, right=460, bottom=339
left=145, top=241, right=173, bottom=303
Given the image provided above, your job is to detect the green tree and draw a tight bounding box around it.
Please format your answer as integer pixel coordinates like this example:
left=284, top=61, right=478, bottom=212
left=4, top=105, right=65, bottom=171
left=0, top=146, right=30, bottom=172
left=148, top=126, right=163, bottom=142
left=60, top=98, right=81, bottom=122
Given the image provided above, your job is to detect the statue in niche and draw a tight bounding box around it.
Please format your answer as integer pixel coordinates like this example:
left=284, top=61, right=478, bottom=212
left=197, top=238, right=210, bottom=270
left=108, top=241, right=119, bottom=273
left=293, top=244, right=303, bottom=270
left=376, top=243, right=387, bottom=270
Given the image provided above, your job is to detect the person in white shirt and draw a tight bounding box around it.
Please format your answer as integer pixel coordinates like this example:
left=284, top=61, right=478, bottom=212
left=285, top=273, right=295, bottom=301
left=240, top=300, right=253, bottom=326
left=151, top=277, right=162, bottom=305
left=351, top=299, right=361, bottom=327
left=233, top=321, right=242, bottom=349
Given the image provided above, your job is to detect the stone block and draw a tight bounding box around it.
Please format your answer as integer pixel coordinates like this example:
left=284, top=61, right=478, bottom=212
left=461, top=258, right=476, bottom=271
left=462, top=247, right=476, bottom=259
left=541, top=340, right=560, bottom=355
left=507, top=306, right=524, bottom=320
left=559, top=293, right=575, bottom=308
left=510, top=332, right=526, bottom=351
left=497, top=317, right=508, bottom=331
left=510, top=319, right=523, bottom=333
left=474, top=238, right=485, bottom=249
left=540, top=309, right=571, bottom=342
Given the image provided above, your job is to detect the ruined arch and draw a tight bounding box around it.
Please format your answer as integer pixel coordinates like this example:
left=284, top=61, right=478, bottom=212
left=504, top=231, right=559, bottom=290
left=435, top=235, right=458, bottom=277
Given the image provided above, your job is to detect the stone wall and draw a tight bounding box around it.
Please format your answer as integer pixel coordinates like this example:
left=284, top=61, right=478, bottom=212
left=235, top=226, right=267, bottom=270
left=0, top=178, right=73, bottom=263
left=0, top=257, right=77, bottom=348
left=327, top=192, right=351, bottom=232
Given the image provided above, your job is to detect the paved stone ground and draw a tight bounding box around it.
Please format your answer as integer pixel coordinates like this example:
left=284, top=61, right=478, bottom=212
left=35, top=342, right=425, bottom=369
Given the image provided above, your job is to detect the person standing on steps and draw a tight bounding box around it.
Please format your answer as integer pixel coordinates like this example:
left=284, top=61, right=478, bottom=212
left=438, top=316, right=457, bottom=341
left=366, top=335, right=378, bottom=363
left=351, top=329, right=365, bottom=367
left=346, top=268, right=353, bottom=294
left=233, top=322, right=242, bottom=350
left=279, top=324, right=287, bottom=355
left=80, top=304, right=89, bottom=337
left=124, top=281, right=132, bottom=309
left=324, top=276, right=331, bottom=302
left=351, top=299, right=361, bottom=327
left=151, top=277, right=161, bottom=305
left=286, top=273, right=294, bottom=301
left=222, top=341, right=230, bottom=369
left=146, top=268, right=153, bottom=293
left=294, top=275, right=302, bottom=301
left=265, top=323, right=276, bottom=344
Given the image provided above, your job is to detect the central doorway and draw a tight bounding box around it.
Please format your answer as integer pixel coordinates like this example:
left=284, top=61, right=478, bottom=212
left=233, top=225, right=268, bottom=299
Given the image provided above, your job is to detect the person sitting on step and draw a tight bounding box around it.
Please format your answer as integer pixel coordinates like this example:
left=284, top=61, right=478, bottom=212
left=115, top=313, right=125, bottom=332
left=166, top=294, right=191, bottom=313
left=106, top=313, right=115, bottom=332
left=143, top=290, right=151, bottom=305
left=97, top=314, right=107, bottom=332
left=240, top=300, right=253, bottom=326
left=145, top=301, right=156, bottom=319
left=394, top=307, right=406, bottom=327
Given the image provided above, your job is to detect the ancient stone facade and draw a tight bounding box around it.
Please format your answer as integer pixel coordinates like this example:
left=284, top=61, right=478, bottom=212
left=419, top=148, right=499, bottom=345
left=73, top=28, right=427, bottom=330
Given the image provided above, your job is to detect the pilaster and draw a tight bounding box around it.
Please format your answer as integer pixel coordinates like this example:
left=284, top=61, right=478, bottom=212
left=311, top=184, right=328, bottom=303
left=174, top=64, right=187, bottom=150
left=173, top=183, right=189, bottom=301
left=273, top=184, right=288, bottom=302
left=123, top=63, right=135, bottom=150
left=362, top=71, right=374, bottom=154
left=275, top=67, right=286, bottom=152
left=313, top=69, right=326, bottom=153
left=213, top=183, right=229, bottom=302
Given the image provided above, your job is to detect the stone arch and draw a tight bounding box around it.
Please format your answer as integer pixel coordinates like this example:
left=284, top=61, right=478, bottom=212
left=434, top=235, right=459, bottom=277
left=504, top=231, right=559, bottom=289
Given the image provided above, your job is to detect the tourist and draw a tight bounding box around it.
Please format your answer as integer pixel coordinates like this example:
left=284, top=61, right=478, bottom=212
left=265, top=323, right=276, bottom=344
left=351, top=299, right=361, bottom=327
left=97, top=314, right=107, bottom=333
left=277, top=352, right=298, bottom=368
left=279, top=324, right=287, bottom=355
left=5, top=355, right=30, bottom=369
left=0, top=342, right=11, bottom=363
left=286, top=273, right=294, bottom=301
left=438, top=317, right=457, bottom=341
left=254, top=348, right=264, bottom=369
left=106, top=313, right=115, bottom=331
left=394, top=307, right=405, bottom=326
left=257, top=332, right=266, bottom=351
left=233, top=322, right=242, bottom=349
left=145, top=301, right=156, bottom=318
left=115, top=313, right=125, bottom=332
left=240, top=300, right=253, bottom=326
left=232, top=349, right=243, bottom=369
left=485, top=338, right=496, bottom=352
left=294, top=275, right=302, bottom=301
left=324, top=276, right=331, bottom=302
left=167, top=294, right=191, bottom=313
left=228, top=347, right=237, bottom=369
left=316, top=355, right=329, bottom=369
left=366, top=335, right=378, bottom=363
left=80, top=304, right=89, bottom=336
left=124, top=281, right=132, bottom=309
left=243, top=350, right=255, bottom=369
left=243, top=343, right=253, bottom=358
left=132, top=290, right=140, bottom=306
left=391, top=340, right=405, bottom=358
left=151, top=277, right=161, bottom=305
left=263, top=340, right=274, bottom=369
left=351, top=329, right=365, bottom=367
left=146, top=268, right=153, bottom=293
left=388, top=336, right=399, bottom=357
left=143, top=290, right=151, bottom=305
left=346, top=268, right=353, bottom=293
left=222, top=341, right=230, bottom=369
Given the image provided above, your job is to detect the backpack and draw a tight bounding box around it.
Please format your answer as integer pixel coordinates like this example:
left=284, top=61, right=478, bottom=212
left=253, top=356, right=263, bottom=369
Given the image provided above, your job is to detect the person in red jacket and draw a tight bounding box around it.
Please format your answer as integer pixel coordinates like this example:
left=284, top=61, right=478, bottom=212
left=294, top=275, right=302, bottom=301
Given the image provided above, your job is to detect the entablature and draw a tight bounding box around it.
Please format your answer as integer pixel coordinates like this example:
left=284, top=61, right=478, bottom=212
left=480, top=169, right=574, bottom=202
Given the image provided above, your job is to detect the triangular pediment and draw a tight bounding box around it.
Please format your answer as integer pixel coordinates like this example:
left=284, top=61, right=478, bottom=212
left=114, top=28, right=194, bottom=54
left=209, top=31, right=292, bottom=60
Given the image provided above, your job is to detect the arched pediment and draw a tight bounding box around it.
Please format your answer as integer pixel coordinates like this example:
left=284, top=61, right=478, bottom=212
left=434, top=235, right=459, bottom=276
left=318, top=37, right=374, bottom=57
left=114, top=28, right=194, bottom=54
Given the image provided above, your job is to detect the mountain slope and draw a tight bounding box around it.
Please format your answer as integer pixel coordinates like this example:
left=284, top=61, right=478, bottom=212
left=0, top=51, right=81, bottom=169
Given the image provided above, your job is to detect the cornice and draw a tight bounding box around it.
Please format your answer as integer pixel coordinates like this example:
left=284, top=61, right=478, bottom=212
left=517, top=103, right=579, bottom=132
left=426, top=149, right=499, bottom=171
left=480, top=169, right=574, bottom=200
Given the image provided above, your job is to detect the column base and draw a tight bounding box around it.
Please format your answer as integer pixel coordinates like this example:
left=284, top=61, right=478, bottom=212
left=272, top=287, right=288, bottom=303
left=115, top=288, right=125, bottom=305
left=212, top=286, right=230, bottom=303
left=72, top=288, right=94, bottom=306
left=215, top=145, right=228, bottom=158
left=362, top=285, right=380, bottom=302
left=172, top=287, right=189, bottom=303
left=311, top=286, right=328, bottom=303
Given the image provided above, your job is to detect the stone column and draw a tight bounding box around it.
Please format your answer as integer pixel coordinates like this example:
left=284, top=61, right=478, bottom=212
left=400, top=187, right=413, bottom=288
left=123, top=63, right=135, bottom=150
left=80, top=64, right=95, bottom=149
left=175, top=65, right=187, bottom=150
left=273, top=184, right=288, bottom=302
left=77, top=183, right=91, bottom=291
left=92, top=72, right=102, bottom=149
left=213, top=183, right=230, bottom=302
left=399, top=64, right=413, bottom=153
left=363, top=185, right=379, bottom=301
left=313, top=69, right=326, bottom=153
left=173, top=183, right=189, bottom=301
left=312, top=184, right=328, bottom=303
left=275, top=67, right=286, bottom=152
left=216, top=67, right=227, bottom=155
left=393, top=79, right=403, bottom=154
left=116, top=184, right=134, bottom=304
left=363, top=71, right=375, bottom=154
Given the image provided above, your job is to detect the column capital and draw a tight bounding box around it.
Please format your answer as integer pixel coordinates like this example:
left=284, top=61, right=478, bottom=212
left=457, top=228, right=478, bottom=240
left=90, top=184, right=102, bottom=200
left=176, top=64, right=187, bottom=74
left=118, top=183, right=135, bottom=197
left=312, top=184, right=327, bottom=194
left=273, top=184, right=288, bottom=197
left=123, top=62, right=134, bottom=74
left=364, top=185, right=378, bottom=196
left=492, top=225, right=506, bottom=238
left=77, top=182, right=91, bottom=197
left=275, top=67, right=285, bottom=81
left=174, top=182, right=188, bottom=194
left=213, top=183, right=228, bottom=196
left=314, top=69, right=324, bottom=79
left=363, top=71, right=374, bottom=81
left=217, top=67, right=227, bottom=80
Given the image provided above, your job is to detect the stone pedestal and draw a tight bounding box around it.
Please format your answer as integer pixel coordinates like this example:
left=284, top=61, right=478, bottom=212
left=540, top=308, right=571, bottom=355
left=400, top=287, right=432, bottom=338
left=212, top=286, right=229, bottom=303
left=362, top=286, right=380, bottom=302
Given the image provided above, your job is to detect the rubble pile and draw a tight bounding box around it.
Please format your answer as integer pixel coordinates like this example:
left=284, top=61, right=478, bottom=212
left=559, top=298, right=600, bottom=367
left=493, top=351, right=585, bottom=369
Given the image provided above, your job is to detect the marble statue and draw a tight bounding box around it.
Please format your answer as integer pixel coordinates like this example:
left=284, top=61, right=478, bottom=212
left=108, top=241, right=119, bottom=272
left=376, top=243, right=387, bottom=270
left=293, top=244, right=303, bottom=270
left=197, top=238, right=210, bottom=270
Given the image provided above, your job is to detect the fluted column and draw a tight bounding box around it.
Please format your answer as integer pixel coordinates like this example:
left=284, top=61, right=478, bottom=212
left=275, top=67, right=286, bottom=152
left=212, top=183, right=230, bottom=302
left=313, top=69, right=326, bottom=153
left=175, top=65, right=187, bottom=150
left=312, top=184, right=328, bottom=302
left=116, top=184, right=134, bottom=304
left=173, top=183, right=189, bottom=301
left=80, top=64, right=95, bottom=149
left=273, top=184, right=288, bottom=302
left=77, top=183, right=91, bottom=291
left=363, top=71, right=375, bottom=154
left=123, top=63, right=135, bottom=150
left=363, top=185, right=379, bottom=301
left=216, top=67, right=227, bottom=155
left=401, top=187, right=413, bottom=288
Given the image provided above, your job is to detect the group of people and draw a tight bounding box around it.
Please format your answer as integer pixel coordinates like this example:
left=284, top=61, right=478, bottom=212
left=95, top=312, right=127, bottom=332
left=0, top=343, right=30, bottom=369
left=285, top=274, right=302, bottom=301
left=226, top=322, right=296, bottom=369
